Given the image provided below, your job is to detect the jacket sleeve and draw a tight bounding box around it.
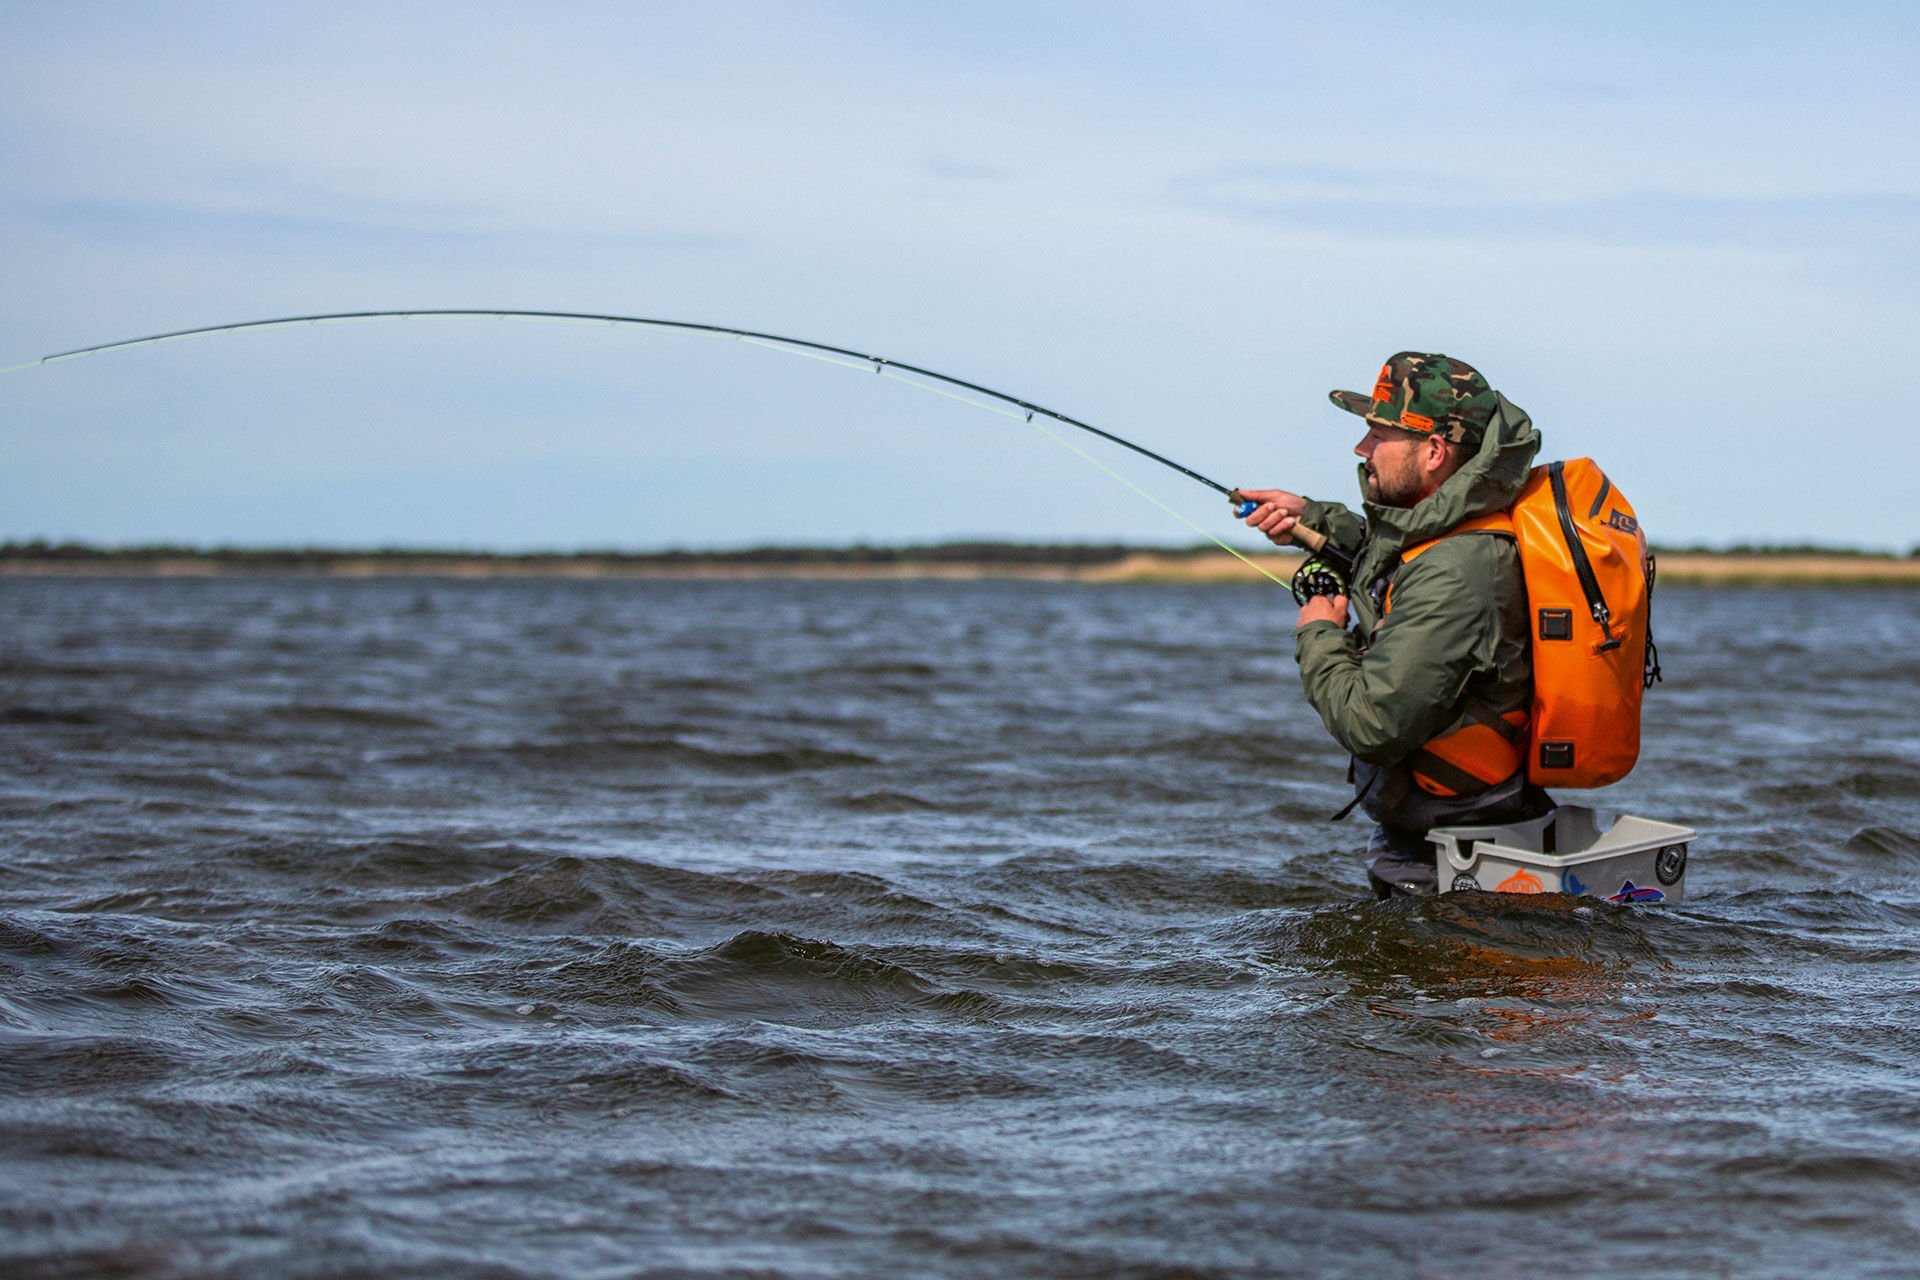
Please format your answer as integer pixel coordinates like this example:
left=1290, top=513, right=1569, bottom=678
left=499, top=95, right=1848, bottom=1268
left=1293, top=537, right=1506, bottom=764
left=1298, top=499, right=1366, bottom=560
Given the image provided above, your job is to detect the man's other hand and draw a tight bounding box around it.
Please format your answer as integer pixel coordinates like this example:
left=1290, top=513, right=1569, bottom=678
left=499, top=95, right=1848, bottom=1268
left=1296, top=593, right=1350, bottom=629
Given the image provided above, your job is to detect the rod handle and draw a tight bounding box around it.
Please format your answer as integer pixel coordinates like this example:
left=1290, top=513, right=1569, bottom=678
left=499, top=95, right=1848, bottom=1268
left=1290, top=523, right=1329, bottom=554
left=1229, top=491, right=1328, bottom=553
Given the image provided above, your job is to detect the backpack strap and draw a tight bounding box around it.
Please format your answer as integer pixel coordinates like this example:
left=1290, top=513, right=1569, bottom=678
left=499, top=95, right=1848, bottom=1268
left=1378, top=512, right=1531, bottom=799
left=1383, top=511, right=1514, bottom=615
left=1399, top=510, right=1514, bottom=565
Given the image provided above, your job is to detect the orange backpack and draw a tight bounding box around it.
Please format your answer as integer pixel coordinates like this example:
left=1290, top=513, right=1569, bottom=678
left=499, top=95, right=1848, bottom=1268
left=1393, top=458, right=1659, bottom=791
left=1511, top=459, right=1658, bottom=787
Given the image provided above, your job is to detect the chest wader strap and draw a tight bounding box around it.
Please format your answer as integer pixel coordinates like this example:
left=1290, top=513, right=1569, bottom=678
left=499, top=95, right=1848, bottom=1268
left=1329, top=762, right=1376, bottom=821
left=1328, top=757, right=1420, bottom=822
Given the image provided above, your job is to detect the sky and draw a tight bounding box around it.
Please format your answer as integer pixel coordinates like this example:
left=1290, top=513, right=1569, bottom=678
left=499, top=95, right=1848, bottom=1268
left=1, top=0, right=1915, bottom=551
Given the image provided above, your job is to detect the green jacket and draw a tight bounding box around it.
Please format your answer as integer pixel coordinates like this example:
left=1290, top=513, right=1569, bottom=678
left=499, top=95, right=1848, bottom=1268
left=1293, top=393, right=1542, bottom=830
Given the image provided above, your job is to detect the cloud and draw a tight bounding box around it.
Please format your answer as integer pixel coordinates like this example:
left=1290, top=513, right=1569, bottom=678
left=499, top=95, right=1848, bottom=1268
left=924, top=158, right=1020, bottom=184
left=1503, top=77, right=1630, bottom=102
left=1, top=3, right=1915, bottom=548
left=22, top=196, right=736, bottom=259
left=1172, top=165, right=1920, bottom=256
left=1175, top=165, right=1473, bottom=207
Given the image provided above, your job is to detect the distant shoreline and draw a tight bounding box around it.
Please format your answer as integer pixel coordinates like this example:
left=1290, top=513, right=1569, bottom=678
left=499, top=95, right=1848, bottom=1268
left=4, top=544, right=1917, bottom=586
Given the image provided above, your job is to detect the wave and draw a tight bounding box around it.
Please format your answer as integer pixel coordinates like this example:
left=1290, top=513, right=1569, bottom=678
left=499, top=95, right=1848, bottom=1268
left=543, top=930, right=1015, bottom=1029
left=265, top=703, right=440, bottom=730
left=393, top=736, right=880, bottom=776
left=0, top=706, right=104, bottom=726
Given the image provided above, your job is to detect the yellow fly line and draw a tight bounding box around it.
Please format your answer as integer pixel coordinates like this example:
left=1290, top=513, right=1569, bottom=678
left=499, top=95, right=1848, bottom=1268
left=733, top=336, right=1284, bottom=585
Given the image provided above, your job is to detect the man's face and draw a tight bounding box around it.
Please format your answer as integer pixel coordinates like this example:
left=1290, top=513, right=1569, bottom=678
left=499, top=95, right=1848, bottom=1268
left=1355, top=423, right=1435, bottom=506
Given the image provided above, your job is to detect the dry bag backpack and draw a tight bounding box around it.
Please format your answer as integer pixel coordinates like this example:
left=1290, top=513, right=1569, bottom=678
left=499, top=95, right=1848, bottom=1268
left=1509, top=458, right=1659, bottom=787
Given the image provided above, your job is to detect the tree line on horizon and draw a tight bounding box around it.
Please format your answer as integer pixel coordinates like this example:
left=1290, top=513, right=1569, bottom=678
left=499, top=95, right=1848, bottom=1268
left=2, top=539, right=1914, bottom=564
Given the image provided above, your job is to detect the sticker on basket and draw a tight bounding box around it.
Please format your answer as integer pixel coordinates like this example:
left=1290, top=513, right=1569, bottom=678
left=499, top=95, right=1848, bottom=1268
left=1451, top=874, right=1481, bottom=892
left=1496, top=868, right=1544, bottom=894
left=1655, top=844, right=1687, bottom=886
left=1608, top=880, right=1665, bottom=904
left=1563, top=870, right=1587, bottom=896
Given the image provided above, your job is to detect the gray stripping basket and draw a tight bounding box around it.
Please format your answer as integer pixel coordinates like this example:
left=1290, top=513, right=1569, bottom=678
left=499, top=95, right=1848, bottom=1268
left=1427, top=805, right=1694, bottom=903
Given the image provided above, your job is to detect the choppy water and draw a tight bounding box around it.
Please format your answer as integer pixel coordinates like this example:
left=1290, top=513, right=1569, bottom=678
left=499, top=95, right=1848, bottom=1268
left=2, top=577, right=1918, bottom=1279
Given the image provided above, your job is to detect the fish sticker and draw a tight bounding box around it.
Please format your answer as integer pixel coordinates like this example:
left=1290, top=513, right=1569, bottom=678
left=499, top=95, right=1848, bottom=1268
left=1608, top=880, right=1665, bottom=904
left=1496, top=868, right=1545, bottom=894
left=1563, top=871, right=1588, bottom=896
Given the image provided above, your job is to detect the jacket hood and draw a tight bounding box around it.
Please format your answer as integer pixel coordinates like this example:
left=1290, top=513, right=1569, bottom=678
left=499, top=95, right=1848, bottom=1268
left=1350, top=391, right=1541, bottom=589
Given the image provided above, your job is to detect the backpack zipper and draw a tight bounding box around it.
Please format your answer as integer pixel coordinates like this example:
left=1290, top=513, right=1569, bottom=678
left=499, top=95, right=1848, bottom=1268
left=1586, top=472, right=1612, bottom=519
left=1549, top=462, right=1620, bottom=651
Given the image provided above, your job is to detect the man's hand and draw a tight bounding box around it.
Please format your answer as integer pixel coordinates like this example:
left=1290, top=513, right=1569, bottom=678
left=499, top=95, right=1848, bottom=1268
left=1297, top=593, right=1350, bottom=629
left=1234, top=488, right=1307, bottom=547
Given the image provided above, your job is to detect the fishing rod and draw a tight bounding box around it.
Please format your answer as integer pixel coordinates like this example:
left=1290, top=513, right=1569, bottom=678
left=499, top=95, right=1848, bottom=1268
left=4, top=309, right=1344, bottom=577
left=13, top=309, right=1250, bottom=500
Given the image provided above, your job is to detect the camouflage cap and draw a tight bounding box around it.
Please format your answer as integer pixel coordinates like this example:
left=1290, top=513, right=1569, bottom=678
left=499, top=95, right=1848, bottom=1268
left=1329, top=352, right=1499, bottom=446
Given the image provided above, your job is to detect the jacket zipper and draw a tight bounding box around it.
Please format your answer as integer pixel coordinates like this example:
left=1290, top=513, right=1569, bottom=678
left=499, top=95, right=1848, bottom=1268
left=1549, top=461, right=1620, bottom=651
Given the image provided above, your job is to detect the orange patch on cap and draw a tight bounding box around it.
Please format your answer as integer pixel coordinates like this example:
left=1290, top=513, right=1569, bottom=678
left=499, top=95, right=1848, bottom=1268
left=1370, top=365, right=1395, bottom=403
left=1401, top=411, right=1434, bottom=431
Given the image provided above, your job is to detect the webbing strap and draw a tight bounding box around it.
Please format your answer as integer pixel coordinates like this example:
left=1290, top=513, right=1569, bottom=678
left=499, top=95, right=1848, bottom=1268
left=1407, top=749, right=1495, bottom=797
left=1396, top=511, right=1515, bottom=567
left=1329, top=762, right=1381, bottom=822
left=1383, top=515, right=1516, bottom=616
left=1459, top=697, right=1528, bottom=746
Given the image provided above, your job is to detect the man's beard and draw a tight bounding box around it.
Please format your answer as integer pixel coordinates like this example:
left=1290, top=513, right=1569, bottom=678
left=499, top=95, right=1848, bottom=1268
left=1364, top=460, right=1422, bottom=506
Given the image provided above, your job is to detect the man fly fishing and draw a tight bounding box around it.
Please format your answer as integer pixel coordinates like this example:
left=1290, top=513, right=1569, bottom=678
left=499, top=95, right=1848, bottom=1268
left=8, top=314, right=1671, bottom=899
left=1237, top=353, right=1554, bottom=898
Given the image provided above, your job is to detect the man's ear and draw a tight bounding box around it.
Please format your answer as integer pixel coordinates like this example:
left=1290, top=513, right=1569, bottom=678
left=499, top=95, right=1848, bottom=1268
left=1421, top=435, right=1452, bottom=475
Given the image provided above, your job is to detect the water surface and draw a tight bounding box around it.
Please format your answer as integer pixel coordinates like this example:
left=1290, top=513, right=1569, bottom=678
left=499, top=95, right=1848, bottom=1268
left=3, top=579, right=1918, bottom=1278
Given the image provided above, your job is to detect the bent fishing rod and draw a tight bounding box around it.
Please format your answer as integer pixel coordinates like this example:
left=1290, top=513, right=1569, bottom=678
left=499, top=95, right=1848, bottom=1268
left=3, top=309, right=1348, bottom=575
